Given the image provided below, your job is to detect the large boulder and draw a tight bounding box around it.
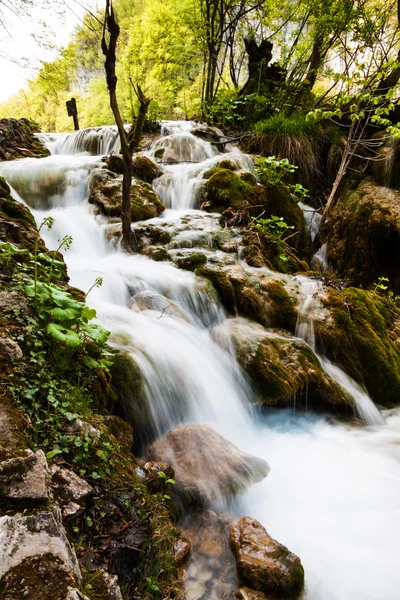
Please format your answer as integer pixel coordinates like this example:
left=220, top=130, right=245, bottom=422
left=205, top=168, right=257, bottom=213
left=0, top=177, right=41, bottom=251
left=88, top=169, right=165, bottom=222
left=145, top=424, right=270, bottom=506
left=0, top=118, right=50, bottom=162
left=0, top=450, right=48, bottom=502
left=221, top=317, right=352, bottom=412
left=316, top=286, right=400, bottom=407
left=230, top=517, right=304, bottom=599
left=325, top=180, right=400, bottom=292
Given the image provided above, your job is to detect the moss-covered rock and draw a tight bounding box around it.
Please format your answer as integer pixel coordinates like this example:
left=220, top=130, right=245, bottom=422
left=0, top=118, right=50, bottom=162
left=0, top=177, right=41, bottom=252
left=88, top=169, right=165, bottom=222
left=175, top=252, right=207, bottom=271
left=325, top=180, right=400, bottom=292
left=205, top=168, right=257, bottom=213
left=224, top=318, right=352, bottom=413
left=316, top=286, right=400, bottom=407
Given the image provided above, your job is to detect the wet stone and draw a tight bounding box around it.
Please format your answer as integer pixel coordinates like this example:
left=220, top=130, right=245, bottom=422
left=49, top=465, right=93, bottom=505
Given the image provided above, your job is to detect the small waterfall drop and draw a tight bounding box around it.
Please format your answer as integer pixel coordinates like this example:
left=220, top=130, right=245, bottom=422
left=294, top=275, right=384, bottom=425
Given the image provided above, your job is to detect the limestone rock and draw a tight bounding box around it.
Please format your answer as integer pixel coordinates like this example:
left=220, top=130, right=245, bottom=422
left=0, top=506, right=81, bottom=582
left=0, top=118, right=50, bottom=161
left=99, top=570, right=124, bottom=600
left=66, top=589, right=91, bottom=600
left=141, top=461, right=175, bottom=494
left=221, top=317, right=352, bottom=412
left=66, top=419, right=100, bottom=437
left=145, top=424, right=269, bottom=505
left=88, top=168, right=165, bottom=222
left=49, top=465, right=93, bottom=504
left=0, top=450, right=48, bottom=501
left=230, top=517, right=304, bottom=598
left=174, top=537, right=191, bottom=565
left=325, top=179, right=400, bottom=292
left=131, top=290, right=189, bottom=321
left=0, top=337, right=23, bottom=360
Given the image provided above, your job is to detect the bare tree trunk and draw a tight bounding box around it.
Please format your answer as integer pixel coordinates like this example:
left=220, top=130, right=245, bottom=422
left=129, top=82, right=151, bottom=152
left=323, top=119, right=356, bottom=220
left=102, top=0, right=133, bottom=249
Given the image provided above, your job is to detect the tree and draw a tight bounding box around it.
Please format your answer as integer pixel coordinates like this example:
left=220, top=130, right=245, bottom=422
left=102, top=0, right=133, bottom=249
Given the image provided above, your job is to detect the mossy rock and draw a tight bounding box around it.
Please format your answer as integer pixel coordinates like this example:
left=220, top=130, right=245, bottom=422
left=88, top=170, right=165, bottom=222
left=241, top=230, right=308, bottom=275
left=256, top=184, right=306, bottom=250
left=316, top=286, right=400, bottom=407
left=0, top=118, right=50, bottom=162
left=109, top=350, right=152, bottom=450
left=261, top=279, right=297, bottom=332
left=0, top=179, right=44, bottom=252
left=132, top=155, right=161, bottom=183
left=205, top=168, right=257, bottom=213
left=325, top=179, right=400, bottom=293
left=227, top=318, right=352, bottom=414
left=176, top=253, right=207, bottom=271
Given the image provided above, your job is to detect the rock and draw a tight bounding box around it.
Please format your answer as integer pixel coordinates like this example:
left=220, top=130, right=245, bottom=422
left=0, top=450, right=48, bottom=501
left=62, top=502, right=84, bottom=520
left=132, top=155, right=161, bottom=183
left=66, top=419, right=100, bottom=438
left=0, top=507, right=81, bottom=582
left=0, top=183, right=41, bottom=251
left=205, top=168, right=257, bottom=213
left=234, top=587, right=269, bottom=600
left=145, top=424, right=269, bottom=505
left=325, top=179, right=400, bottom=292
left=0, top=554, right=82, bottom=600
left=131, top=290, right=189, bottom=321
left=0, top=118, right=50, bottom=162
left=103, top=415, right=134, bottom=453
left=141, top=461, right=175, bottom=494
left=0, top=337, right=22, bottom=360
left=230, top=517, right=304, bottom=598
left=175, top=252, right=207, bottom=271
left=222, top=317, right=352, bottom=412
left=49, top=465, right=93, bottom=504
left=316, top=286, right=400, bottom=407
left=174, top=537, right=191, bottom=565
left=98, top=570, right=124, bottom=600
left=88, top=168, right=165, bottom=222
left=0, top=402, right=28, bottom=461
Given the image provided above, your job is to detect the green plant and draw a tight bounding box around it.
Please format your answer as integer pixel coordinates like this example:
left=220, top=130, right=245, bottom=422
left=255, top=156, right=297, bottom=186
left=373, top=276, right=400, bottom=303
left=289, top=183, right=310, bottom=202
left=252, top=215, right=294, bottom=266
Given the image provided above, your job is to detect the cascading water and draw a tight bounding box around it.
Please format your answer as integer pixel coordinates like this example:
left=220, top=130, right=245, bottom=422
left=1, top=121, right=400, bottom=600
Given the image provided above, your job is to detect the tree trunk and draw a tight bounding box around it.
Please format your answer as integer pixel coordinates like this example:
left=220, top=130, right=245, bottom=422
left=129, top=83, right=151, bottom=152
left=102, top=0, right=133, bottom=250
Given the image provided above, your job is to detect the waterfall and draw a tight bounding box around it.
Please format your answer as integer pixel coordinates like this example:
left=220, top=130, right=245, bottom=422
left=1, top=121, right=399, bottom=600
left=294, top=275, right=384, bottom=425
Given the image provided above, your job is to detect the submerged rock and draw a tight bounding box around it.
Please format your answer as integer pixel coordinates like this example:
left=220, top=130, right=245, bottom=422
left=88, top=168, right=165, bottom=222
left=131, top=290, right=189, bottom=321
left=326, top=179, right=400, bottom=292
left=145, top=424, right=269, bottom=505
left=230, top=517, right=304, bottom=598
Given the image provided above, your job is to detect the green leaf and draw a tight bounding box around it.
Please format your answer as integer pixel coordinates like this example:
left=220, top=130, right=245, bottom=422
left=46, top=322, right=82, bottom=347
left=80, top=322, right=109, bottom=345
left=81, top=306, right=96, bottom=321
left=46, top=448, right=63, bottom=459
left=49, top=306, right=82, bottom=321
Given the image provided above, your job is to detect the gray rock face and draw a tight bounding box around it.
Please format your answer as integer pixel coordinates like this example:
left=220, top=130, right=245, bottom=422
left=0, top=449, right=48, bottom=501
left=145, top=424, right=269, bottom=505
left=100, top=570, right=124, bottom=600
left=50, top=464, right=93, bottom=504
left=230, top=517, right=304, bottom=598
left=0, top=506, right=81, bottom=582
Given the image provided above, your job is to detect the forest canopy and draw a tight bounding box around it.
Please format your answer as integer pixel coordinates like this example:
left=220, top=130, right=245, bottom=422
left=0, top=0, right=399, bottom=133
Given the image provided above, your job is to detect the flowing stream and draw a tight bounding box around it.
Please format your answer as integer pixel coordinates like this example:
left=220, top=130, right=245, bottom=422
left=1, top=122, right=400, bottom=599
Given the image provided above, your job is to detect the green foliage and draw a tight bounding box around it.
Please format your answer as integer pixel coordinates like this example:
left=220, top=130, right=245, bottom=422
left=251, top=215, right=294, bottom=266
left=255, top=156, right=297, bottom=186
left=373, top=277, right=400, bottom=303
left=0, top=220, right=117, bottom=480
left=254, top=113, right=315, bottom=137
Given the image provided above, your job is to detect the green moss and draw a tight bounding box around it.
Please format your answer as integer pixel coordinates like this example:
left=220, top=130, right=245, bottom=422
left=196, top=265, right=236, bottom=313
left=130, top=181, right=165, bottom=222
left=318, top=287, right=400, bottom=407
left=262, top=280, right=297, bottom=332
left=205, top=168, right=256, bottom=213
left=176, top=253, right=207, bottom=271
